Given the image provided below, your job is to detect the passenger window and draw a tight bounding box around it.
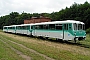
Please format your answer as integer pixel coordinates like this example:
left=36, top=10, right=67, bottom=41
left=35, top=25, right=43, bottom=29
left=4, top=27, right=5, bottom=29
left=27, top=26, right=29, bottom=29
left=35, top=25, right=39, bottom=29
left=43, top=25, right=49, bottom=29
left=16, top=27, right=18, bottom=29
left=69, top=24, right=72, bottom=30
left=19, top=26, right=22, bottom=29
left=49, top=24, right=55, bottom=30
left=56, top=24, right=62, bottom=30
left=4, top=27, right=7, bottom=29
left=38, top=25, right=43, bottom=29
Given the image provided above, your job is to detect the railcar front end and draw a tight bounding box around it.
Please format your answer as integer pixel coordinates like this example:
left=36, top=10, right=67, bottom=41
left=73, top=23, right=86, bottom=42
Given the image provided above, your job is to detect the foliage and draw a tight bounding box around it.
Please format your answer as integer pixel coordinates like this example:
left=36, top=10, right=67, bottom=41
left=86, top=28, right=90, bottom=33
left=0, top=1, right=90, bottom=29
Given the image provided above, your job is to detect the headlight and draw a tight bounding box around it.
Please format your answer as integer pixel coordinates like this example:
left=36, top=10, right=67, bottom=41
left=74, top=32, right=76, bottom=35
left=85, top=33, right=86, bottom=35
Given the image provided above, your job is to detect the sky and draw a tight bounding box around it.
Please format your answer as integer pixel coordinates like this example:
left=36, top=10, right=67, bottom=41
left=0, top=0, right=90, bottom=16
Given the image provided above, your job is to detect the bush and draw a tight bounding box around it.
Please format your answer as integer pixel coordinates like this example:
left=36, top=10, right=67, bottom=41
left=86, top=28, right=90, bottom=33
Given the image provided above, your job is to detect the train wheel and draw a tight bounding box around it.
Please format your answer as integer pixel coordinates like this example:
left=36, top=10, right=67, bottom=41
left=74, top=38, right=79, bottom=43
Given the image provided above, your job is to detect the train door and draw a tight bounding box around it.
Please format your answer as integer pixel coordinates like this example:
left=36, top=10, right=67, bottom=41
left=15, top=26, right=16, bottom=33
left=26, top=25, right=29, bottom=35
left=62, top=24, right=64, bottom=40
left=31, top=25, right=35, bottom=36
left=63, top=24, right=68, bottom=40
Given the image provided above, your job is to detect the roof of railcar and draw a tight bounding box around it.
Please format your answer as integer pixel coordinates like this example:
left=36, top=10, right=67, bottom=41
left=32, top=20, right=84, bottom=25
left=3, top=20, right=84, bottom=27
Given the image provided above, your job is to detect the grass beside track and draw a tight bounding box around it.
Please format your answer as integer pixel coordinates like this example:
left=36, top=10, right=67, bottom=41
left=0, top=36, right=46, bottom=60
left=79, top=34, right=90, bottom=48
left=0, top=31, right=90, bottom=60
left=0, top=38, right=24, bottom=60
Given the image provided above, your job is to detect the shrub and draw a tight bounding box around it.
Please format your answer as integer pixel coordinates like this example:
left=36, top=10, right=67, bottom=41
left=86, top=28, right=90, bottom=33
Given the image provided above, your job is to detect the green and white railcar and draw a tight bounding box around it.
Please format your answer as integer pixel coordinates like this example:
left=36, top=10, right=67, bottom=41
left=31, top=20, right=86, bottom=41
left=15, top=24, right=31, bottom=35
left=3, top=25, right=16, bottom=33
